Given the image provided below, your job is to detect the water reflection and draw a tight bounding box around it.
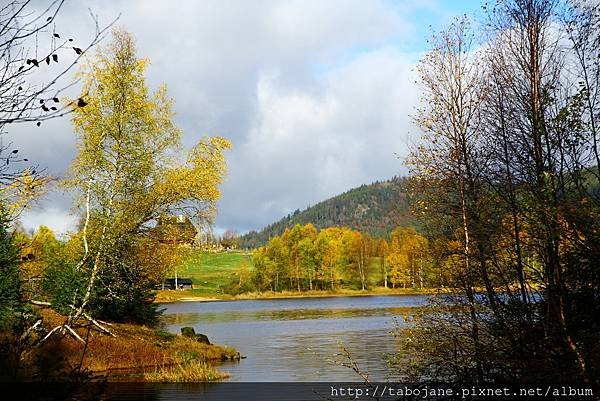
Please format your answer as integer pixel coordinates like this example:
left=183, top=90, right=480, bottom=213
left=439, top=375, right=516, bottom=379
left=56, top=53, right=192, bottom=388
left=160, top=295, right=427, bottom=382
left=162, top=306, right=420, bottom=325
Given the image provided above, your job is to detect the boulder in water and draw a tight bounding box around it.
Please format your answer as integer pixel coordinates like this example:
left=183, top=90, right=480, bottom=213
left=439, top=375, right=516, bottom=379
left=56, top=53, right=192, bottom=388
left=180, top=326, right=211, bottom=344
left=181, top=326, right=196, bottom=338
left=195, top=333, right=210, bottom=344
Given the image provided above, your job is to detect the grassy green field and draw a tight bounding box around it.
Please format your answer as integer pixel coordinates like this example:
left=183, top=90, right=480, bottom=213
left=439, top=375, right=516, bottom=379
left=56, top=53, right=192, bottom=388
left=174, top=250, right=252, bottom=297
left=154, top=249, right=434, bottom=302
left=178, top=251, right=387, bottom=293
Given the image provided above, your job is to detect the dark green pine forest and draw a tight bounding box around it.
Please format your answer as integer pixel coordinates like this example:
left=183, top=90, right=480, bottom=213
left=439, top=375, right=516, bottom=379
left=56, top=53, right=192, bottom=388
left=239, top=176, right=416, bottom=248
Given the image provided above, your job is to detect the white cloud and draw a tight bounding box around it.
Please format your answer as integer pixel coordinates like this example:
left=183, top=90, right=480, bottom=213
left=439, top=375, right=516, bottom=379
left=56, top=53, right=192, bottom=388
left=8, top=0, right=448, bottom=235
left=20, top=207, right=78, bottom=238
left=219, top=47, right=419, bottom=231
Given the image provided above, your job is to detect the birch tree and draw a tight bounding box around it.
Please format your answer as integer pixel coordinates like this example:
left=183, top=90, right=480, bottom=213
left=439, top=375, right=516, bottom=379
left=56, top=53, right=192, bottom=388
left=0, top=1, right=115, bottom=219
left=407, top=16, right=489, bottom=382
left=46, top=29, right=230, bottom=335
left=399, top=0, right=599, bottom=385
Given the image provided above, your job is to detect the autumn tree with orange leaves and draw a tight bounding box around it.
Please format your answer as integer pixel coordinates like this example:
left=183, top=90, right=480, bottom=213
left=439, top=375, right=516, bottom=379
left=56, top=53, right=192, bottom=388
left=400, top=0, right=600, bottom=386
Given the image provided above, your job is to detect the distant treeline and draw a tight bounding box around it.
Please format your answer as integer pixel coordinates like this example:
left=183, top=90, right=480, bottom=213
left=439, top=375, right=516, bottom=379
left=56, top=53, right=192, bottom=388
left=225, top=223, right=436, bottom=294
left=238, top=176, right=416, bottom=249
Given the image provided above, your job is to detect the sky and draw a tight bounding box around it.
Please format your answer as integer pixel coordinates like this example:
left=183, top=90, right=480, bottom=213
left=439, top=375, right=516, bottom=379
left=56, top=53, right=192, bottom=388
left=8, top=0, right=483, bottom=237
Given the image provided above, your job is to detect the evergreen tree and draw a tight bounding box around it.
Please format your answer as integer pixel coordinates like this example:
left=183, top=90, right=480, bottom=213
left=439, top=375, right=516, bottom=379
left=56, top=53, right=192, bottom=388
left=0, top=208, right=22, bottom=329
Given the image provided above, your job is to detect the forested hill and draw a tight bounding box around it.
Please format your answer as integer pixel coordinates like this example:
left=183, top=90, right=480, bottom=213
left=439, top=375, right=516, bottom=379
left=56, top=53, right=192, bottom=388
left=238, top=176, right=415, bottom=249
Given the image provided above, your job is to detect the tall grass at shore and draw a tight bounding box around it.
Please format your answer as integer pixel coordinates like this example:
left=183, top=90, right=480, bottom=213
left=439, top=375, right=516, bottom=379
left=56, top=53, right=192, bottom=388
left=144, top=361, right=228, bottom=382
left=25, top=309, right=237, bottom=381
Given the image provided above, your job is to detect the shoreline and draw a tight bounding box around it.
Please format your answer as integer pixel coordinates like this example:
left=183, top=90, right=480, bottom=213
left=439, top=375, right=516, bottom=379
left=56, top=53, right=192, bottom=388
left=18, top=309, right=238, bottom=383
left=155, top=288, right=440, bottom=303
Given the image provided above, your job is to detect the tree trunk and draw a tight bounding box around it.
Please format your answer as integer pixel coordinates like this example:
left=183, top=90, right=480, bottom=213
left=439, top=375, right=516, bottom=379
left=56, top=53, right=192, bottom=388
left=383, top=256, right=388, bottom=289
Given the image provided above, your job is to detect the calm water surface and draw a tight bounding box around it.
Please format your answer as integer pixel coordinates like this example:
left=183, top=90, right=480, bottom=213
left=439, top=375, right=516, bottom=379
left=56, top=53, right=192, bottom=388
left=160, top=295, right=428, bottom=382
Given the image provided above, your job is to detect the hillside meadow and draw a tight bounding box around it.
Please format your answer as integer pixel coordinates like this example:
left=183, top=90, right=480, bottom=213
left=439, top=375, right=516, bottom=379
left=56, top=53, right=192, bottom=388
left=154, top=250, right=433, bottom=302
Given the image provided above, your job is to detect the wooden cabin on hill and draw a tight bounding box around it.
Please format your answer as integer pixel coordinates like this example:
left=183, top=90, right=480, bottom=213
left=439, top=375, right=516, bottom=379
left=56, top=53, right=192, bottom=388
left=150, top=214, right=197, bottom=246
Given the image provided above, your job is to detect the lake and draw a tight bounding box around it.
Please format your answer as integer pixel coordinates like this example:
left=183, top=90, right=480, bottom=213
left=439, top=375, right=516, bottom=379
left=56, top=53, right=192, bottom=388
left=160, top=295, right=429, bottom=382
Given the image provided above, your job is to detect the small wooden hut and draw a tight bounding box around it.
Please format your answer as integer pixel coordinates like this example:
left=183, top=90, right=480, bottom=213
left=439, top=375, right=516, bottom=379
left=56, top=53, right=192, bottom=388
left=163, top=277, right=193, bottom=290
